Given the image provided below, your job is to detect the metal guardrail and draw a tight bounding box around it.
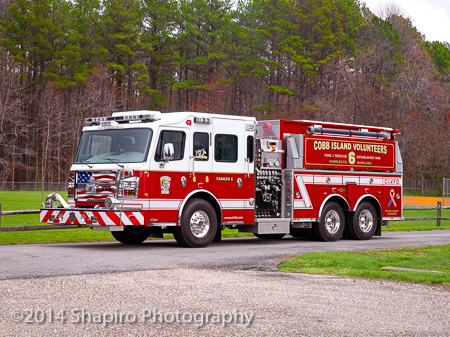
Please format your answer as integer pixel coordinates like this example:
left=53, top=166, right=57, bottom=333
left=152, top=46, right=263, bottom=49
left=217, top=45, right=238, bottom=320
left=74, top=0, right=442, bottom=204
left=0, top=202, right=449, bottom=232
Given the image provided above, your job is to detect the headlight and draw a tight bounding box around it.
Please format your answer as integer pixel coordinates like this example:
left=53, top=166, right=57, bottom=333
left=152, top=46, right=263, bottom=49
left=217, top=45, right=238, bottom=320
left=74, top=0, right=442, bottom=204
left=105, top=197, right=122, bottom=210
left=118, top=176, right=139, bottom=199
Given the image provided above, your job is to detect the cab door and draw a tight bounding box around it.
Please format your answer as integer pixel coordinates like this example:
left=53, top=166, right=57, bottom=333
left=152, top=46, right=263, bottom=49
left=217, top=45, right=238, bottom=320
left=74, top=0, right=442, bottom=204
left=149, top=127, right=190, bottom=224
left=190, top=122, right=213, bottom=192
left=212, top=118, right=254, bottom=224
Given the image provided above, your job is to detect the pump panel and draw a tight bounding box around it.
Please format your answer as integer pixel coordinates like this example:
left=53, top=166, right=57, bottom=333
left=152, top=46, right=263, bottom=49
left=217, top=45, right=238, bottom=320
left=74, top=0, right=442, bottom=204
left=255, top=139, right=283, bottom=218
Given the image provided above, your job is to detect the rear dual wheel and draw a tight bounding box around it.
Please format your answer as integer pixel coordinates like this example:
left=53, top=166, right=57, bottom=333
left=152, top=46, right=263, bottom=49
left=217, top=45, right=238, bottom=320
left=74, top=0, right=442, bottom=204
left=313, top=202, right=345, bottom=242
left=347, top=202, right=377, bottom=240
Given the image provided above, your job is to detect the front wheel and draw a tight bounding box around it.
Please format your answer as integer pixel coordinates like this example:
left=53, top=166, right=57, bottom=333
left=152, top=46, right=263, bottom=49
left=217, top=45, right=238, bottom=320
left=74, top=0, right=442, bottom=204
left=111, top=226, right=151, bottom=244
left=173, top=199, right=217, bottom=248
left=347, top=202, right=377, bottom=240
left=253, top=233, right=286, bottom=240
left=313, top=202, right=345, bottom=242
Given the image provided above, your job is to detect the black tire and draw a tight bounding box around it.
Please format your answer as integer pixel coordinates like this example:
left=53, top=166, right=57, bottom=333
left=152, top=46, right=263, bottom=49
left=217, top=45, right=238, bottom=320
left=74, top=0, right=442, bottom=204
left=290, top=228, right=313, bottom=239
left=347, top=202, right=377, bottom=240
left=174, top=198, right=217, bottom=248
left=253, top=233, right=286, bottom=240
left=111, top=226, right=151, bottom=244
left=313, top=202, right=345, bottom=242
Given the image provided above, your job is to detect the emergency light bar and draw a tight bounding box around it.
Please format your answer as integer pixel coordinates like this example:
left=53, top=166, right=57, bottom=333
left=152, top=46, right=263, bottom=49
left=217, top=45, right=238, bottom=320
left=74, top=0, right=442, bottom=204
left=306, top=126, right=391, bottom=139
left=85, top=113, right=161, bottom=125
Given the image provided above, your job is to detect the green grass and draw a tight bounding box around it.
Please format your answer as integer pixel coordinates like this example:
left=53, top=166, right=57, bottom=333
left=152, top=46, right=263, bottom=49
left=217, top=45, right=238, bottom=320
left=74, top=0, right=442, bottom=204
left=0, top=191, right=448, bottom=244
left=279, top=245, right=450, bottom=285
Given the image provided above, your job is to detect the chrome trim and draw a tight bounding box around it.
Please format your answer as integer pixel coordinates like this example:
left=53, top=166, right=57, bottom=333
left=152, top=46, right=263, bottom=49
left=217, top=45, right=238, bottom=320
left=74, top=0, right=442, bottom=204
left=293, top=218, right=318, bottom=222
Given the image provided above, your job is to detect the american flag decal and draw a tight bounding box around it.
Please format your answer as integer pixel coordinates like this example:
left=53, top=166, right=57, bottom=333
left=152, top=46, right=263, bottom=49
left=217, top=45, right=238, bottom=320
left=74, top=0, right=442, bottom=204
left=77, top=171, right=93, bottom=183
left=76, top=171, right=117, bottom=201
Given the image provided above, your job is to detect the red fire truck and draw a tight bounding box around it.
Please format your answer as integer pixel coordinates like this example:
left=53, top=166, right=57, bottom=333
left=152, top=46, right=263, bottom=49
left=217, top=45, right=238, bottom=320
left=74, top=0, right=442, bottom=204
left=40, top=111, right=403, bottom=247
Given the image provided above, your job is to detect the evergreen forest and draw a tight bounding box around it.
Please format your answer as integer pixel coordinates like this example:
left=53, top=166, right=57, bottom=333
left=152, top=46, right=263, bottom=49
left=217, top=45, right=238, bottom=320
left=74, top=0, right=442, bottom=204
left=0, top=0, right=448, bottom=182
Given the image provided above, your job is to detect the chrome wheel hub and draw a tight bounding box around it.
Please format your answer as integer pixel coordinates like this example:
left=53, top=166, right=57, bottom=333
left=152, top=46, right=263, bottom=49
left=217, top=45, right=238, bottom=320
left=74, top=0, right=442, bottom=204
left=358, top=210, right=374, bottom=233
left=324, top=210, right=340, bottom=234
left=190, top=210, right=210, bottom=238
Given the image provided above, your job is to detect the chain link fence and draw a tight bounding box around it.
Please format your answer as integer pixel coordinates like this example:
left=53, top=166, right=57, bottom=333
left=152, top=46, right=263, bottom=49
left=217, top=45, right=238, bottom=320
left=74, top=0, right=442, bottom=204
left=403, top=178, right=446, bottom=197
left=0, top=182, right=67, bottom=192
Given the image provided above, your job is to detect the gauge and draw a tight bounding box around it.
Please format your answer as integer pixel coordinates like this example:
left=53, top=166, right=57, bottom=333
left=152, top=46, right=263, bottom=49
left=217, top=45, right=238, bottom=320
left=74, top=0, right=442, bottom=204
left=274, top=159, right=280, bottom=167
left=268, top=159, right=274, bottom=167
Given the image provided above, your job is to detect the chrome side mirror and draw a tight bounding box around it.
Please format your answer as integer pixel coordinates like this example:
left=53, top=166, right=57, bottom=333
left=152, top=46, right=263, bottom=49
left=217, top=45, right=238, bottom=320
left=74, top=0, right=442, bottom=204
left=163, top=143, right=174, bottom=160
left=160, top=143, right=174, bottom=168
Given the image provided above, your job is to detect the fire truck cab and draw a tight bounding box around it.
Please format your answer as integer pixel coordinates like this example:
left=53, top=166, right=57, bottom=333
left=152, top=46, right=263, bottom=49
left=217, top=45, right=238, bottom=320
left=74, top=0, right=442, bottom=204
left=40, top=110, right=403, bottom=247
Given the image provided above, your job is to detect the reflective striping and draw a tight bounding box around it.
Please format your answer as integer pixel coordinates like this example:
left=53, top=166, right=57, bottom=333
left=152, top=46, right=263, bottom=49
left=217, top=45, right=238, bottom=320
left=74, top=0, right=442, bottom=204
left=149, top=199, right=182, bottom=210
left=293, top=173, right=402, bottom=213
left=108, top=211, right=122, bottom=225
left=134, top=211, right=144, bottom=223
left=40, top=210, right=54, bottom=223
left=360, top=176, right=384, bottom=186
left=100, top=212, right=113, bottom=225
left=219, top=199, right=248, bottom=209
left=79, top=210, right=93, bottom=225
left=294, top=174, right=402, bottom=187
left=124, top=211, right=141, bottom=226
left=342, top=176, right=359, bottom=184
left=39, top=210, right=145, bottom=226
left=294, top=175, right=313, bottom=209
left=314, top=175, right=342, bottom=184
left=293, top=200, right=309, bottom=208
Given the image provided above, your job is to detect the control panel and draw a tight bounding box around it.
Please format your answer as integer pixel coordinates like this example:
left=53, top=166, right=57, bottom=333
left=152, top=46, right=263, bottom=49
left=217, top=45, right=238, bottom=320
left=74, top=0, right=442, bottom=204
left=255, top=139, right=283, bottom=218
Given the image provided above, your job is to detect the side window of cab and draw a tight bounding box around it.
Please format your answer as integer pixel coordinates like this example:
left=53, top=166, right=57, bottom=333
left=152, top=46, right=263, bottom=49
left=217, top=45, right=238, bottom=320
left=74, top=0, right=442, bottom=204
left=214, top=134, right=238, bottom=162
left=193, top=132, right=209, bottom=161
left=155, top=130, right=186, bottom=161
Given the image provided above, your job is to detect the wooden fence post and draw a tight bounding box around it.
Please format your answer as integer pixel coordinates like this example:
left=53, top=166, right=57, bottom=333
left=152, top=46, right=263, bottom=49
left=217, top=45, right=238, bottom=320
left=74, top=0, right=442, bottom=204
left=437, top=201, right=441, bottom=227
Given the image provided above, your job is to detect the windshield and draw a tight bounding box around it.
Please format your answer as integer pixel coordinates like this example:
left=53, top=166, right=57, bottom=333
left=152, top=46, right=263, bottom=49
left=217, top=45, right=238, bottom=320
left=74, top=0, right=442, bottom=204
left=75, top=128, right=152, bottom=164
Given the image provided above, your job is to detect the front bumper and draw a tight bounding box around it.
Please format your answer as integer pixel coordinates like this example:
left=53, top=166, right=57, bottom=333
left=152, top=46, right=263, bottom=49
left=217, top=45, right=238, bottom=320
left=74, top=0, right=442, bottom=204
left=40, top=208, right=144, bottom=226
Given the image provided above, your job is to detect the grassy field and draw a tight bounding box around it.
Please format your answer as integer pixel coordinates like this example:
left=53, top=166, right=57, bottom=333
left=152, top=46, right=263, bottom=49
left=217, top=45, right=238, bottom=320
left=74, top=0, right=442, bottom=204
left=279, top=245, right=450, bottom=285
left=0, top=191, right=448, bottom=245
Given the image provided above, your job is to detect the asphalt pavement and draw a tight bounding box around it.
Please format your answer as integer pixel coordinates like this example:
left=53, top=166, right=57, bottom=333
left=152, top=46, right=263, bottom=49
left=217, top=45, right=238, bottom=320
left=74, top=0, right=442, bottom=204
left=1, top=230, right=449, bottom=280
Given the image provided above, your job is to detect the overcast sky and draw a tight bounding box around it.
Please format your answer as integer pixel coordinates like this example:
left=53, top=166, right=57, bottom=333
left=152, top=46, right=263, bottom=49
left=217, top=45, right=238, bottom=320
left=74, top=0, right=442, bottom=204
left=362, top=0, right=450, bottom=43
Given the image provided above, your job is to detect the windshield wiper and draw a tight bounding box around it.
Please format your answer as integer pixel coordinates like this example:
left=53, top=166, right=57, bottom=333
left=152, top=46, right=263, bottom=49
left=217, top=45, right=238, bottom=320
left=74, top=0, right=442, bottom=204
left=101, top=157, right=125, bottom=169
left=80, top=161, right=93, bottom=168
